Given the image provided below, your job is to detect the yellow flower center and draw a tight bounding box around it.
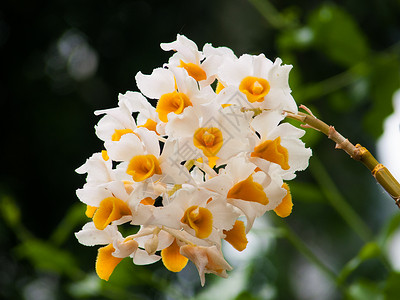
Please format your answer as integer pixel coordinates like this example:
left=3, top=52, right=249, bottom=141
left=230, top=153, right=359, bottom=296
left=179, top=60, right=207, bottom=81
left=251, top=137, right=290, bottom=170
left=181, top=205, right=213, bottom=239
left=156, top=91, right=192, bottom=122
left=92, top=197, right=132, bottom=230
left=193, top=127, right=223, bottom=158
left=227, top=175, right=269, bottom=205
left=239, top=76, right=270, bottom=103
left=126, top=154, right=162, bottom=182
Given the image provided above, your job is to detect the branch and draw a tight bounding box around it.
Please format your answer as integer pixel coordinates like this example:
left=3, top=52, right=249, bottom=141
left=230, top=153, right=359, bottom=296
left=286, top=105, right=400, bottom=209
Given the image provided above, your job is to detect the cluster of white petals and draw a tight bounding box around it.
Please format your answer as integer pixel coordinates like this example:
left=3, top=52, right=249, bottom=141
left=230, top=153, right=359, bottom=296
left=75, top=34, right=312, bottom=286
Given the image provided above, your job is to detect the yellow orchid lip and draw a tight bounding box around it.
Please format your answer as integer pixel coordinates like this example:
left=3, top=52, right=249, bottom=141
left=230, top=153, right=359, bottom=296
left=137, top=119, right=158, bottom=134
left=179, top=60, right=207, bottom=81
left=227, top=175, right=269, bottom=205
left=156, top=91, right=192, bottom=122
left=126, top=154, right=162, bottom=182
left=193, top=127, right=223, bottom=158
left=161, top=239, right=188, bottom=272
left=251, top=137, right=290, bottom=170
left=274, top=183, right=293, bottom=218
left=92, top=197, right=131, bottom=230
left=111, top=129, right=135, bottom=142
left=239, top=76, right=270, bottom=103
left=96, top=244, right=123, bottom=281
left=181, top=205, right=213, bottom=239
left=223, top=220, right=248, bottom=252
left=95, top=239, right=138, bottom=281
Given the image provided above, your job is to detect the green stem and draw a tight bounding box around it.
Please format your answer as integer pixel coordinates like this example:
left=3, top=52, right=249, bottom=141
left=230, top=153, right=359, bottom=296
left=310, top=156, right=373, bottom=242
left=274, top=217, right=340, bottom=286
left=286, top=108, right=400, bottom=208
left=248, top=0, right=294, bottom=30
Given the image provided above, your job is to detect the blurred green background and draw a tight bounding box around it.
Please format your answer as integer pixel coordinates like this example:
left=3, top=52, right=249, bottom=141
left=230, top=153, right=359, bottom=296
left=1, top=0, right=400, bottom=299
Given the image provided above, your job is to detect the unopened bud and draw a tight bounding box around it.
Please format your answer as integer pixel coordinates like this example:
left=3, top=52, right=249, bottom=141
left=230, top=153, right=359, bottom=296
left=145, top=234, right=159, bottom=255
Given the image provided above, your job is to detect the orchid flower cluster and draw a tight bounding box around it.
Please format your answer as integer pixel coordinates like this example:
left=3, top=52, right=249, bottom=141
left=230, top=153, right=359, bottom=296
left=75, top=34, right=312, bottom=286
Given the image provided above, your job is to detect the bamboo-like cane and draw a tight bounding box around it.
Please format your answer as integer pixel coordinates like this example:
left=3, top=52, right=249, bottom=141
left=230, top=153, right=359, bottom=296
left=286, top=105, right=400, bottom=209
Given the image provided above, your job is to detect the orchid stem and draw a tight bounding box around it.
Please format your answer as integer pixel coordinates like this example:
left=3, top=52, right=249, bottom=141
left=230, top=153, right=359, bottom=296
left=274, top=217, right=340, bottom=287
left=310, top=156, right=373, bottom=242
left=286, top=106, right=400, bottom=209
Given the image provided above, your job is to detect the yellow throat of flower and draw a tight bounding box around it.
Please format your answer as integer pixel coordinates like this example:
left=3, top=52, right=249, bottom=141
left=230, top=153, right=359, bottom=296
left=193, top=127, right=223, bottom=158
left=126, top=154, right=162, bottom=182
left=227, top=175, right=269, bottom=205
left=156, top=91, right=192, bottom=122
left=239, top=76, right=270, bottom=103
left=179, top=60, right=207, bottom=81
left=181, top=205, right=213, bottom=239
left=92, top=197, right=132, bottom=230
left=251, top=137, right=290, bottom=170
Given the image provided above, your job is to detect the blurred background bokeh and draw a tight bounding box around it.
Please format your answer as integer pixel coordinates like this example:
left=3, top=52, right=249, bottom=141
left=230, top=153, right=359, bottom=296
left=1, top=0, right=400, bottom=299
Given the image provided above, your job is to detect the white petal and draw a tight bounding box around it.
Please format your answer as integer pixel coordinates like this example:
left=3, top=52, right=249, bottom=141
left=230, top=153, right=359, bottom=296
left=164, top=106, right=199, bottom=137
left=75, top=222, right=118, bottom=246
left=157, top=230, right=175, bottom=250
left=135, top=68, right=175, bottom=99
left=118, top=91, right=156, bottom=119
left=218, top=54, right=253, bottom=86
left=76, top=186, right=112, bottom=207
left=202, top=43, right=236, bottom=60
left=263, top=88, right=298, bottom=113
left=251, top=110, right=284, bottom=138
left=76, top=153, right=113, bottom=184
left=268, top=58, right=292, bottom=90
left=225, top=155, right=256, bottom=183
left=136, top=127, right=160, bottom=156
left=161, top=34, right=202, bottom=63
left=227, top=199, right=266, bottom=233
left=207, top=199, right=239, bottom=231
left=252, top=54, right=273, bottom=78
left=104, top=133, right=143, bottom=162
left=264, top=172, right=286, bottom=211
left=132, top=248, right=161, bottom=265
left=95, top=105, right=136, bottom=130
left=201, top=174, right=233, bottom=196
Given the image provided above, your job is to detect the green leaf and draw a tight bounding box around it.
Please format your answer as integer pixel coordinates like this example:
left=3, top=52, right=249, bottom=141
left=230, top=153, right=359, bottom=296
left=358, top=242, right=381, bottom=261
left=248, top=0, right=293, bottom=30
left=277, top=26, right=314, bottom=52
left=68, top=273, right=102, bottom=298
left=346, top=279, right=383, bottom=300
left=338, top=242, right=381, bottom=285
left=308, top=4, right=369, bottom=67
left=235, top=291, right=261, bottom=300
left=50, top=203, right=86, bottom=246
left=15, top=238, right=81, bottom=278
left=289, top=181, right=325, bottom=203
left=0, top=195, right=21, bottom=227
left=364, top=53, right=400, bottom=138
left=384, top=271, right=400, bottom=300
left=377, top=213, right=400, bottom=246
